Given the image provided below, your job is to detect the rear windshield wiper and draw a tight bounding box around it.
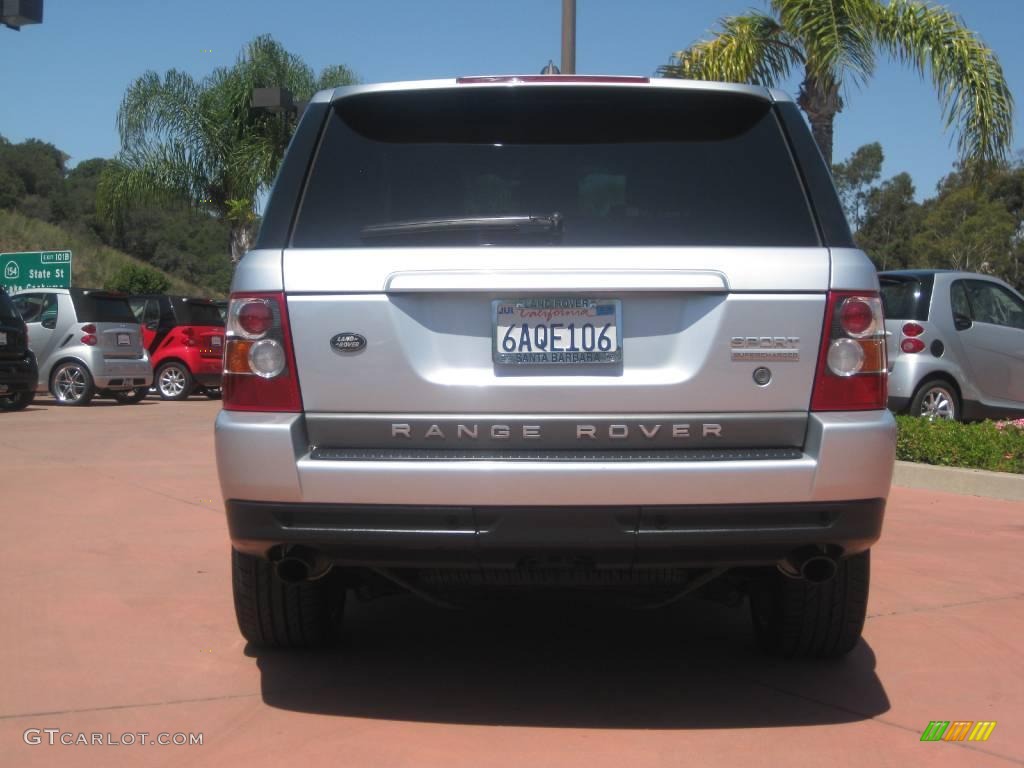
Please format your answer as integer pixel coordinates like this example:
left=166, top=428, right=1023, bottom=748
left=360, top=213, right=564, bottom=243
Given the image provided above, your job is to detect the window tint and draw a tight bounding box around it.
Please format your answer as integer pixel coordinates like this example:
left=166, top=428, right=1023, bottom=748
left=179, top=301, right=224, bottom=327
left=72, top=294, right=136, bottom=323
left=950, top=281, right=972, bottom=322
left=965, top=280, right=1024, bottom=330
left=292, top=88, right=819, bottom=248
left=880, top=275, right=933, bottom=321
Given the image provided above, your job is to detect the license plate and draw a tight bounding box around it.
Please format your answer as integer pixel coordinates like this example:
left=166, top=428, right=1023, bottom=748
left=211, top=336, right=222, bottom=347
left=0, top=331, right=6, bottom=346
left=117, top=333, right=131, bottom=346
left=494, top=298, right=622, bottom=365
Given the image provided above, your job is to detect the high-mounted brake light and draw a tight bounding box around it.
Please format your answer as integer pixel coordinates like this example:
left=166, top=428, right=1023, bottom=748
left=456, top=75, right=650, bottom=85
left=222, top=292, right=301, bottom=412
left=811, top=292, right=887, bottom=411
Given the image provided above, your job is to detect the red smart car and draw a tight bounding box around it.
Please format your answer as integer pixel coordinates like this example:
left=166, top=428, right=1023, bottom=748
left=128, top=295, right=224, bottom=400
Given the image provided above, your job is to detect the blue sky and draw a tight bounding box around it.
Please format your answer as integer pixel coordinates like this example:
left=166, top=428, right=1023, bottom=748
left=2, top=0, right=1021, bottom=199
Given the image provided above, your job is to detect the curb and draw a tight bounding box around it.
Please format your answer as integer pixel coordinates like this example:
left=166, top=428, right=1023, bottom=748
left=892, top=460, right=1024, bottom=502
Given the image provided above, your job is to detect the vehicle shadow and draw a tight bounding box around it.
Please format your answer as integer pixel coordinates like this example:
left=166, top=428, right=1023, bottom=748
left=252, top=592, right=890, bottom=729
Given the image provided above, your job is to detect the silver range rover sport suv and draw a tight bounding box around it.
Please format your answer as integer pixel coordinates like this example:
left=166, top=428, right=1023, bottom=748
left=216, top=76, right=895, bottom=658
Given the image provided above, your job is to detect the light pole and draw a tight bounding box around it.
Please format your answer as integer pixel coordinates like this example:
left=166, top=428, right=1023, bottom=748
left=1, top=0, right=43, bottom=30
left=561, top=0, right=576, bottom=74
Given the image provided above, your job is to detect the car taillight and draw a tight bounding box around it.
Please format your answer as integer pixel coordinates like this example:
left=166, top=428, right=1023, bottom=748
left=810, top=291, right=887, bottom=411
left=81, top=324, right=96, bottom=334
left=182, top=326, right=197, bottom=347
left=81, top=334, right=97, bottom=346
left=222, top=292, right=301, bottom=412
left=902, top=322, right=924, bottom=337
left=901, top=338, right=926, bottom=353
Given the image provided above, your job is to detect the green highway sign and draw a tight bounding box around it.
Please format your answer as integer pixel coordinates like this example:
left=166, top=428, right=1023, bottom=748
left=1, top=251, right=73, bottom=293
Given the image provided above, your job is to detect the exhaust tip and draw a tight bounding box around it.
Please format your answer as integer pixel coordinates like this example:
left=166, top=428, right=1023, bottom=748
left=800, top=555, right=838, bottom=584
left=275, top=557, right=310, bottom=584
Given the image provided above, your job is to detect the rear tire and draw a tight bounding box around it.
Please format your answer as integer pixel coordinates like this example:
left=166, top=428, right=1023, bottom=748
left=156, top=362, right=193, bottom=401
left=910, top=379, right=960, bottom=421
left=50, top=362, right=96, bottom=406
left=750, top=550, right=870, bottom=659
left=231, top=549, right=344, bottom=648
left=0, top=390, right=35, bottom=411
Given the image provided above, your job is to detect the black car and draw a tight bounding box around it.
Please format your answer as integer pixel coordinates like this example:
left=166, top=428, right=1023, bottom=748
left=0, top=287, right=38, bottom=411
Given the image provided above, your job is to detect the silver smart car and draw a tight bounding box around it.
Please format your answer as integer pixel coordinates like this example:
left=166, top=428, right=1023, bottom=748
left=881, top=270, right=1024, bottom=421
left=217, top=76, right=895, bottom=658
left=11, top=288, right=153, bottom=405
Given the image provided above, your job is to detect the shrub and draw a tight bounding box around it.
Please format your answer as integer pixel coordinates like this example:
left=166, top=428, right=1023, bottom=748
left=106, top=262, right=170, bottom=294
left=895, top=415, right=1024, bottom=473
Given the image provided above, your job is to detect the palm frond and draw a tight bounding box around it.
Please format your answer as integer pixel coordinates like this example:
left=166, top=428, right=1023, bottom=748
left=316, top=64, right=359, bottom=92
left=659, top=12, right=804, bottom=85
left=770, top=0, right=878, bottom=86
left=872, top=0, right=1014, bottom=168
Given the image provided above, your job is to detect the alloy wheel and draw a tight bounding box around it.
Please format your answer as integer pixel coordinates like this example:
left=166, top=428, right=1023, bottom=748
left=920, top=387, right=956, bottom=421
left=159, top=365, right=187, bottom=398
left=54, top=365, right=88, bottom=403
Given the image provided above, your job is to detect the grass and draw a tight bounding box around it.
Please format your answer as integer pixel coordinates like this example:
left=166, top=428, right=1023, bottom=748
left=0, top=209, right=210, bottom=296
left=895, top=414, right=1024, bottom=474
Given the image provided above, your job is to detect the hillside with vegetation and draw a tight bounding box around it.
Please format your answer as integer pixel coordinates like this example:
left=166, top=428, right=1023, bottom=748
left=0, top=135, right=232, bottom=296
left=0, top=209, right=210, bottom=296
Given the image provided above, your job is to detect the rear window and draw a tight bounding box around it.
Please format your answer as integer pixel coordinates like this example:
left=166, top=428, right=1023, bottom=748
left=880, top=275, right=934, bottom=321
left=71, top=293, right=137, bottom=323
left=178, top=300, right=224, bottom=327
left=292, top=87, right=819, bottom=248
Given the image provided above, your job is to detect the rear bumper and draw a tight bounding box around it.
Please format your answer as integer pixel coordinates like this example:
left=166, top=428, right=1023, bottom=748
left=217, top=409, right=895, bottom=565
left=92, top=357, right=153, bottom=389
left=0, top=355, right=38, bottom=393
left=227, top=498, right=885, bottom=568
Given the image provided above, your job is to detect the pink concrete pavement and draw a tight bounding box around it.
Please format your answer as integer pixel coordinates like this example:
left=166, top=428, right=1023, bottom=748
left=0, top=397, right=1021, bottom=767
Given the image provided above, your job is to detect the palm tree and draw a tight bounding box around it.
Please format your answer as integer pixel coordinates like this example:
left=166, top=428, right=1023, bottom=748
left=659, top=0, right=1013, bottom=168
left=99, top=35, right=357, bottom=263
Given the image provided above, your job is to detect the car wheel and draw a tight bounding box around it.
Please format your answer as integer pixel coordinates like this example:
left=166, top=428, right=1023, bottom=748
left=0, top=390, right=35, bottom=411
left=749, top=550, right=869, bottom=659
left=113, top=388, right=149, bottom=404
left=232, top=549, right=344, bottom=648
left=156, top=362, right=194, bottom=401
left=50, top=362, right=96, bottom=406
left=911, top=379, right=960, bottom=421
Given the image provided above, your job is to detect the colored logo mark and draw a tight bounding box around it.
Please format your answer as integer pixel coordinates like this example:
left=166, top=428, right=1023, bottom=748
left=920, top=721, right=997, bottom=742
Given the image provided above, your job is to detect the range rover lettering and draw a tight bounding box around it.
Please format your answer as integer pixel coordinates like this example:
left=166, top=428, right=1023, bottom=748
left=216, top=76, right=895, bottom=659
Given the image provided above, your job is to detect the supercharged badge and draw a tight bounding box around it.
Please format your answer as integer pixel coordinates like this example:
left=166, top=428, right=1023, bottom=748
left=730, top=336, right=800, bottom=362
left=330, top=333, right=367, bottom=353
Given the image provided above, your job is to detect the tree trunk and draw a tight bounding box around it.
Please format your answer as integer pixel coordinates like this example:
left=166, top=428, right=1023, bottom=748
left=798, top=74, right=843, bottom=167
left=229, top=223, right=255, bottom=264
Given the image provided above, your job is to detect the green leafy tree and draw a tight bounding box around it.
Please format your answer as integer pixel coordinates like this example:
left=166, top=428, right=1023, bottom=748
left=913, top=185, right=1016, bottom=277
left=106, top=262, right=171, bottom=294
left=99, top=35, right=357, bottom=263
left=659, top=0, right=1014, bottom=167
left=857, top=171, right=921, bottom=270
left=833, top=142, right=884, bottom=230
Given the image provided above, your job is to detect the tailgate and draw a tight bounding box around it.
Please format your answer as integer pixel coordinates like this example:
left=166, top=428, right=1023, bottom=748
left=286, top=247, right=828, bottom=416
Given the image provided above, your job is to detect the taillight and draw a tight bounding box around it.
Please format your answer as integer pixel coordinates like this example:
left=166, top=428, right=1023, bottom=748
left=81, top=324, right=97, bottom=334
left=81, top=334, right=97, bottom=346
left=810, top=292, right=887, bottom=411
left=902, top=322, right=924, bottom=337
left=222, top=292, right=301, bottom=412
left=182, top=327, right=197, bottom=347
left=901, top=338, right=926, bottom=354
